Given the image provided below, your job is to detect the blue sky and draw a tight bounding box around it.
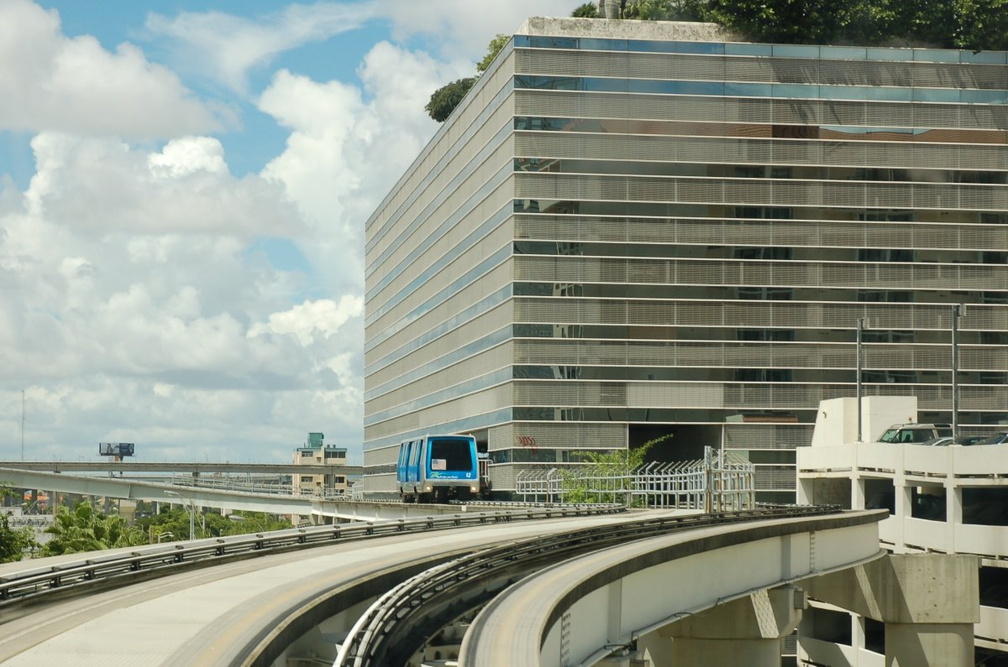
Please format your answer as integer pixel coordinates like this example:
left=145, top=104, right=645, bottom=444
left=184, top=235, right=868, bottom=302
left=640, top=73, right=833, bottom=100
left=0, top=0, right=582, bottom=464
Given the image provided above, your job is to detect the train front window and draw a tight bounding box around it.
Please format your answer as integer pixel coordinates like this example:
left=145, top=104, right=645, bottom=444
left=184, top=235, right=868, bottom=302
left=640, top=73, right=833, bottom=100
left=429, top=438, right=473, bottom=471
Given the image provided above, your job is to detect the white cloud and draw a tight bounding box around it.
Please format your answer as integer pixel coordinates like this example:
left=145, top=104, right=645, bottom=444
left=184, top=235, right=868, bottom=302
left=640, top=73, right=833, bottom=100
left=0, top=129, right=363, bottom=461
left=0, top=0, right=219, bottom=138
left=257, top=41, right=457, bottom=296
left=145, top=3, right=377, bottom=95
left=375, top=0, right=582, bottom=60
left=23, top=133, right=297, bottom=236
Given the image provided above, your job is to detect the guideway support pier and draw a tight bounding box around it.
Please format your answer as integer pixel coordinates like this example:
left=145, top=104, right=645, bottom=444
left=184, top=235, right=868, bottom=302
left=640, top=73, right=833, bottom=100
left=636, top=554, right=976, bottom=666
left=803, top=553, right=978, bottom=667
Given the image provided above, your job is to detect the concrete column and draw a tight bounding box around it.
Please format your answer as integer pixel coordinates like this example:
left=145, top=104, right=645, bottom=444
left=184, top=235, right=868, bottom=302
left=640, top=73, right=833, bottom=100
left=853, top=475, right=866, bottom=510
left=893, top=480, right=911, bottom=550
left=886, top=622, right=973, bottom=667
left=640, top=587, right=804, bottom=667
left=946, top=482, right=962, bottom=552
left=803, top=554, right=978, bottom=667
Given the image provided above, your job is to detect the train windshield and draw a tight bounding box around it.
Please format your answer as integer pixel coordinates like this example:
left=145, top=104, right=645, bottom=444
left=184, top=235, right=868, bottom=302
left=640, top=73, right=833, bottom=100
left=429, top=437, right=474, bottom=471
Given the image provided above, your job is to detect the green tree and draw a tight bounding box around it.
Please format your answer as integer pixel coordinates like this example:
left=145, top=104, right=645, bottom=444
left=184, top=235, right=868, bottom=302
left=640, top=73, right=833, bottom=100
left=135, top=507, right=290, bottom=543
left=43, top=500, right=146, bottom=556
left=425, top=33, right=512, bottom=122
left=425, top=77, right=476, bottom=122
left=477, top=34, right=510, bottom=73
left=572, top=3, right=600, bottom=17
left=624, top=0, right=709, bottom=21
left=0, top=513, right=38, bottom=563
left=0, top=485, right=40, bottom=563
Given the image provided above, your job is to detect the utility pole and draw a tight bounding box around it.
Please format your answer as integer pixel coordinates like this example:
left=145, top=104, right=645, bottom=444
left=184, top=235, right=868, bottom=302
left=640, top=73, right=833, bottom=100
left=21, top=389, right=25, bottom=461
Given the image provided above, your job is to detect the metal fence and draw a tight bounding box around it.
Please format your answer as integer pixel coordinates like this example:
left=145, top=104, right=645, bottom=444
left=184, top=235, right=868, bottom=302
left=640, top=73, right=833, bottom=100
left=514, top=446, right=755, bottom=511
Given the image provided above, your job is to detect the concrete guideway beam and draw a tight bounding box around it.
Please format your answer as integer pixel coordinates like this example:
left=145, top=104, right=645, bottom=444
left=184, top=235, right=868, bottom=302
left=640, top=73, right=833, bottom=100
left=0, top=466, right=490, bottom=521
left=641, top=587, right=806, bottom=667
left=459, top=510, right=885, bottom=667
left=802, top=554, right=979, bottom=667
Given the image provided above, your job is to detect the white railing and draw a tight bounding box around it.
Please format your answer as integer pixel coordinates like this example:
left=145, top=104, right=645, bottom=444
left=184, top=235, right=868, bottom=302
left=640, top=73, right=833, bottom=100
left=514, top=446, right=755, bottom=511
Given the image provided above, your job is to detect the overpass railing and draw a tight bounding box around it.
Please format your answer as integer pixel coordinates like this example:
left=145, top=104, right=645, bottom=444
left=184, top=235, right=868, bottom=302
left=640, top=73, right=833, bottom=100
left=515, top=446, right=755, bottom=510
left=0, top=505, right=622, bottom=609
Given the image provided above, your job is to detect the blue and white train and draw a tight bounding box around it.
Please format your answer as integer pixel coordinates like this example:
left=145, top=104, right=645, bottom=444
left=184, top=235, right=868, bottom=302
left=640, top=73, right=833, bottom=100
left=396, top=434, right=481, bottom=503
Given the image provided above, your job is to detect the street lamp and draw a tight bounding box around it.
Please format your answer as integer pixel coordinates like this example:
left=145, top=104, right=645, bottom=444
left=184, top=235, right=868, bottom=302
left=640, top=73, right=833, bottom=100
left=227, top=514, right=266, bottom=534
left=165, top=490, right=195, bottom=541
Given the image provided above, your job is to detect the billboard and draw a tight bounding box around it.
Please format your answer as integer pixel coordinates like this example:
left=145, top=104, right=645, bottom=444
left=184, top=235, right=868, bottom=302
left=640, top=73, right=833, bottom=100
left=98, top=442, right=135, bottom=457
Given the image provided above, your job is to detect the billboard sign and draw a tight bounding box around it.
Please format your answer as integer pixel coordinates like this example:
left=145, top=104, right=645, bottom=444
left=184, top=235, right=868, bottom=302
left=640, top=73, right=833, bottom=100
left=98, top=442, right=135, bottom=457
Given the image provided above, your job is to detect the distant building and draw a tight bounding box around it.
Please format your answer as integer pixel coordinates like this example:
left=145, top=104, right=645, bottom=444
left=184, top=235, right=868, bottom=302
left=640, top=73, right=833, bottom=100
left=292, top=432, right=350, bottom=497
left=363, top=17, right=1008, bottom=499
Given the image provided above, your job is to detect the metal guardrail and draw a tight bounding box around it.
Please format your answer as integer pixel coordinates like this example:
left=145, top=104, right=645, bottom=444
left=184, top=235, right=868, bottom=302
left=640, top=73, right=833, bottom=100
left=0, top=505, right=622, bottom=608
left=515, top=446, right=756, bottom=511
left=336, top=505, right=844, bottom=667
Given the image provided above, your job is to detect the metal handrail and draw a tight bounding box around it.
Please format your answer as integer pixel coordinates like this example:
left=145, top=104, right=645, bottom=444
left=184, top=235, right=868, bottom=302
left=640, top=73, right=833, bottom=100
left=0, top=505, right=623, bottom=607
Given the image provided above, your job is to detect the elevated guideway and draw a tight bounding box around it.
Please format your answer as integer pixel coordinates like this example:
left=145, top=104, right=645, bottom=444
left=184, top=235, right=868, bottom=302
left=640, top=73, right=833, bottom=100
left=0, top=466, right=478, bottom=521
left=460, top=510, right=884, bottom=666
left=0, top=507, right=630, bottom=666
left=1, top=460, right=361, bottom=475
left=0, top=506, right=888, bottom=667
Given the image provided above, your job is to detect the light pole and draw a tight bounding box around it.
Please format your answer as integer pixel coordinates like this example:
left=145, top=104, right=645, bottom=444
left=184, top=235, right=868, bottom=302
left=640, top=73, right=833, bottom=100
left=165, top=490, right=195, bottom=541
left=952, top=304, right=964, bottom=440
left=227, top=514, right=265, bottom=534
left=856, top=317, right=867, bottom=442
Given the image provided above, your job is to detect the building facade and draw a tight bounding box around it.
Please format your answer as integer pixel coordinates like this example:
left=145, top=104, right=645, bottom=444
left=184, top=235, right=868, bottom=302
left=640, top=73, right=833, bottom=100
left=292, top=432, right=350, bottom=497
left=364, top=17, right=1008, bottom=499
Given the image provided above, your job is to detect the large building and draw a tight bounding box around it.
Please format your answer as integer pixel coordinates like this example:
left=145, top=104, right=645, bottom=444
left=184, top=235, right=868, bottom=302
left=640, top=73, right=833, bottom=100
left=363, top=17, right=1008, bottom=499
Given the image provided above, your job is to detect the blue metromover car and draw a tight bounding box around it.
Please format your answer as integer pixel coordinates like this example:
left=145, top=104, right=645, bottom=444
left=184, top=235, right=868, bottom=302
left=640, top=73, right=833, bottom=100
left=396, top=434, right=479, bottom=503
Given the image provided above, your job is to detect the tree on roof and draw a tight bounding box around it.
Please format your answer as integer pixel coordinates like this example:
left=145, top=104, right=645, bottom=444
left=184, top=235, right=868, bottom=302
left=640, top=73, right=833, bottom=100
left=425, top=34, right=509, bottom=123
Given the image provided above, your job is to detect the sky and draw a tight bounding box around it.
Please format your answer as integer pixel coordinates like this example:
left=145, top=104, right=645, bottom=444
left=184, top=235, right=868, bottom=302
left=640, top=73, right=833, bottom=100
left=0, top=0, right=583, bottom=465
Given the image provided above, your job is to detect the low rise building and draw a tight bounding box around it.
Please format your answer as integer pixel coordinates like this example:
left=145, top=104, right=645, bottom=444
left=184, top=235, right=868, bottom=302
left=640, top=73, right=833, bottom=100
left=292, top=432, right=350, bottom=497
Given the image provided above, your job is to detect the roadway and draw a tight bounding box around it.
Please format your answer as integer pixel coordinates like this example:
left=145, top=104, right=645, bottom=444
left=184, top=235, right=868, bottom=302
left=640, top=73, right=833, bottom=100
left=0, top=510, right=660, bottom=666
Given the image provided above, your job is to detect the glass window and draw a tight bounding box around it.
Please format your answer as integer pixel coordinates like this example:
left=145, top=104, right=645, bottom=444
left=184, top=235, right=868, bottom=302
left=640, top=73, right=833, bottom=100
left=429, top=438, right=474, bottom=471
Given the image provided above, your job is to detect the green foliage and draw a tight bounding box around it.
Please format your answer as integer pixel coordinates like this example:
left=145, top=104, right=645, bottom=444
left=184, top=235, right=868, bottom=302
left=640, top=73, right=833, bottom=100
left=477, top=34, right=510, bottom=73
left=561, top=434, right=672, bottom=505
left=0, top=512, right=39, bottom=563
left=426, top=32, right=514, bottom=122
left=572, top=3, right=600, bottom=17
left=425, top=77, right=476, bottom=122
left=43, top=500, right=146, bottom=556
left=578, top=0, right=1008, bottom=50
left=135, top=507, right=289, bottom=542
left=624, top=0, right=709, bottom=21
left=701, top=0, right=1008, bottom=49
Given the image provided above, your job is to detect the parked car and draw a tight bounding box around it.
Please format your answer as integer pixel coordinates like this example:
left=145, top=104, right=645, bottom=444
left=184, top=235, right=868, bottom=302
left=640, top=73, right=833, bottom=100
left=923, top=435, right=990, bottom=446
left=973, top=431, right=1008, bottom=446
left=877, top=423, right=952, bottom=444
